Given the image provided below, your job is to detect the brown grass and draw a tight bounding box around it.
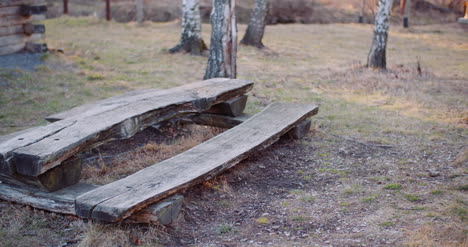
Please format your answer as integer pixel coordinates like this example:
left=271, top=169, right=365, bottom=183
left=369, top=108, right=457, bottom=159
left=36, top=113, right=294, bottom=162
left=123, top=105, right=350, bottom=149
left=81, top=125, right=223, bottom=185
left=404, top=223, right=468, bottom=247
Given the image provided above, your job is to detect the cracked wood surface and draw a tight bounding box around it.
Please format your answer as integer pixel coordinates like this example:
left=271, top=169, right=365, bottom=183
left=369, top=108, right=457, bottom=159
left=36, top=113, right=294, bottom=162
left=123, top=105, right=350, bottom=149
left=75, top=103, right=319, bottom=222
left=0, top=79, right=253, bottom=179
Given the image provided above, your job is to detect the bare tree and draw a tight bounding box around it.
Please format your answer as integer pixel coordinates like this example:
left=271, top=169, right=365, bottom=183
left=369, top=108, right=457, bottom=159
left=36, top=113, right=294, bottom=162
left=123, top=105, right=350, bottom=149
left=170, top=0, right=207, bottom=56
left=204, top=0, right=237, bottom=79
left=241, top=0, right=269, bottom=48
left=367, top=0, right=394, bottom=69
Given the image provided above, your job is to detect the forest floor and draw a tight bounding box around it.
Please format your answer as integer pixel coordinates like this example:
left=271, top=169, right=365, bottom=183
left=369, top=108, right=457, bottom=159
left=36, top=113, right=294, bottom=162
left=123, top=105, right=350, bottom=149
left=0, top=17, right=467, bottom=247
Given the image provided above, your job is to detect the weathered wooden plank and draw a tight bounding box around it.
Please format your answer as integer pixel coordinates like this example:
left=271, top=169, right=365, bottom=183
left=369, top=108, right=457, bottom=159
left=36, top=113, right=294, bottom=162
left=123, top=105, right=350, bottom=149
left=0, top=25, right=23, bottom=36
left=0, top=14, right=45, bottom=27
left=0, top=6, right=20, bottom=17
left=0, top=42, right=25, bottom=55
left=206, top=95, right=248, bottom=117
left=0, top=182, right=97, bottom=214
left=45, top=89, right=161, bottom=123
left=0, top=182, right=184, bottom=224
left=0, top=79, right=253, bottom=181
left=75, top=103, right=319, bottom=222
left=0, top=33, right=42, bottom=47
left=0, top=0, right=46, bottom=8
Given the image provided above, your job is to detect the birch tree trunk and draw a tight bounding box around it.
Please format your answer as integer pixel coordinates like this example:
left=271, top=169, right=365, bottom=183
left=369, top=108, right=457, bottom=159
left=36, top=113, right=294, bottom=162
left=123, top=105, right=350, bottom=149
left=204, top=0, right=237, bottom=79
left=136, top=0, right=144, bottom=23
left=367, top=0, right=394, bottom=69
left=169, top=0, right=207, bottom=56
left=241, top=0, right=269, bottom=48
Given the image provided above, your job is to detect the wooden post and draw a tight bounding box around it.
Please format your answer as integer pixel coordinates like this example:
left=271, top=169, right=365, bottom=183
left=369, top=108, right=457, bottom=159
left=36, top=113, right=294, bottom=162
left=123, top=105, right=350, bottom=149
left=136, top=0, right=144, bottom=23
left=359, top=0, right=366, bottom=23
left=63, top=0, right=68, bottom=15
left=403, top=0, right=410, bottom=28
left=106, top=0, right=111, bottom=21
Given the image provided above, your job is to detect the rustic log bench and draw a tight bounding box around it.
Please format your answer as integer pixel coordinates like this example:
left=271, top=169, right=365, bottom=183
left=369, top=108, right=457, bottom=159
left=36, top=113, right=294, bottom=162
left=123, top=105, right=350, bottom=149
left=0, top=78, right=319, bottom=224
left=0, top=78, right=253, bottom=192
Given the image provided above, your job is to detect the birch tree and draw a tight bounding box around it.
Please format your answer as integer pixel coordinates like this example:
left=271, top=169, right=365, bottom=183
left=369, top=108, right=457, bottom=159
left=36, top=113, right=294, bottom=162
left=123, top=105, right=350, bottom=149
left=241, top=0, right=269, bottom=48
left=204, top=0, right=237, bottom=79
left=169, top=0, right=207, bottom=56
left=367, top=0, right=394, bottom=69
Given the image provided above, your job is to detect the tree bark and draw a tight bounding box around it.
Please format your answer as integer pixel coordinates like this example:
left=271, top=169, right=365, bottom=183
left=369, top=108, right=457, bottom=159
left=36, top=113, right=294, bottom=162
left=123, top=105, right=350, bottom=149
left=241, top=0, right=269, bottom=48
left=169, top=0, right=207, bottom=56
left=367, top=0, right=394, bottom=69
left=136, top=0, right=144, bottom=23
left=204, top=0, right=237, bottom=79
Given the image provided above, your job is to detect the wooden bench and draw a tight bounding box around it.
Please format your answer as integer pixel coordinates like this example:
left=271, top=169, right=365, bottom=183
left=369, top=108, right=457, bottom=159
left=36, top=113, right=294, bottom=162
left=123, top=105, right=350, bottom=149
left=0, top=78, right=253, bottom=191
left=0, top=79, right=319, bottom=224
left=75, top=103, right=318, bottom=222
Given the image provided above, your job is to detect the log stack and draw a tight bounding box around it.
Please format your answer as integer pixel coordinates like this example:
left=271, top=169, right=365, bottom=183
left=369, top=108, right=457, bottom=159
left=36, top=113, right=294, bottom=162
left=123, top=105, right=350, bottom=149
left=0, top=0, right=47, bottom=56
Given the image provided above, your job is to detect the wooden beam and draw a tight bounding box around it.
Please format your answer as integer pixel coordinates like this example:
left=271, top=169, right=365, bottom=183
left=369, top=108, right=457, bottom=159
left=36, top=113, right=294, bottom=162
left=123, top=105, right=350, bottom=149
left=0, top=43, right=25, bottom=55
left=206, top=95, right=248, bottom=117
left=0, top=79, right=253, bottom=182
left=0, top=25, right=23, bottom=36
left=0, top=182, right=184, bottom=225
left=0, top=14, right=45, bottom=27
left=0, top=6, right=20, bottom=17
left=0, top=33, right=42, bottom=46
left=75, top=103, right=319, bottom=222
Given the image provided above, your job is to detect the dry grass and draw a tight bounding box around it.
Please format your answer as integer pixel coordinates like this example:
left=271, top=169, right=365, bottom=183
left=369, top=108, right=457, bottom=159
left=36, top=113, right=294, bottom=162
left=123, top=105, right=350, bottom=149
left=81, top=125, right=222, bottom=184
left=404, top=223, right=468, bottom=247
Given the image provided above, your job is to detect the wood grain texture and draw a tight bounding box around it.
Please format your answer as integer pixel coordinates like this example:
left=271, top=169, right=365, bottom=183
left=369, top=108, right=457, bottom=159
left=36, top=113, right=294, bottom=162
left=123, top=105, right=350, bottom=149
left=0, top=182, right=184, bottom=224
left=75, top=103, right=319, bottom=222
left=0, top=79, right=253, bottom=179
left=0, top=14, right=45, bottom=27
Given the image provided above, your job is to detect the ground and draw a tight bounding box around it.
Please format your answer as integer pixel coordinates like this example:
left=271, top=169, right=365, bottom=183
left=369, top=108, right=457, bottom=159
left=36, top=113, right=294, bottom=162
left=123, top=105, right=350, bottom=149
left=0, top=17, right=467, bottom=247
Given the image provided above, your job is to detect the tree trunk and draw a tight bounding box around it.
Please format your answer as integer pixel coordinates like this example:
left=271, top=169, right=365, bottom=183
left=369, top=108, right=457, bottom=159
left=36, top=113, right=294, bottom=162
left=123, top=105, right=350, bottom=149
left=241, top=0, right=269, bottom=48
left=204, top=0, right=237, bottom=79
left=136, top=0, right=144, bottom=23
left=367, top=0, right=394, bottom=69
left=169, top=0, right=207, bottom=56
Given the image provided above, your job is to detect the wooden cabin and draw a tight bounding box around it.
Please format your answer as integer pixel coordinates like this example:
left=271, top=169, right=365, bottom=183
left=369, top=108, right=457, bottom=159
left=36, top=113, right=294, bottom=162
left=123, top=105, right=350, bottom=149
left=0, top=0, right=47, bottom=56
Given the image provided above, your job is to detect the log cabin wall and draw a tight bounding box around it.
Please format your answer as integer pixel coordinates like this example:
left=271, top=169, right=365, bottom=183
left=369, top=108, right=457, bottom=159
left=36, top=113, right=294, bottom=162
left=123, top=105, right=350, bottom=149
left=0, top=0, right=47, bottom=56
